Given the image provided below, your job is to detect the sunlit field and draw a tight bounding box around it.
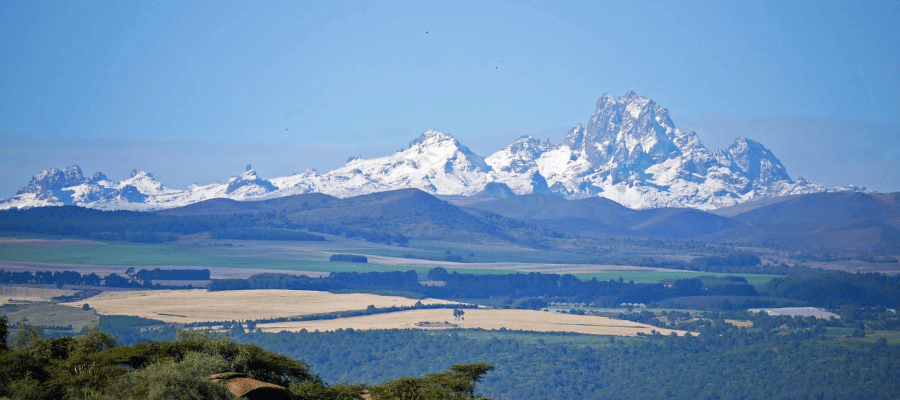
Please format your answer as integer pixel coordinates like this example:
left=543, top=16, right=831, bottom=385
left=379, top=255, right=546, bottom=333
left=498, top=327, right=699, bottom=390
left=62, top=289, right=458, bottom=323
left=258, top=308, right=692, bottom=337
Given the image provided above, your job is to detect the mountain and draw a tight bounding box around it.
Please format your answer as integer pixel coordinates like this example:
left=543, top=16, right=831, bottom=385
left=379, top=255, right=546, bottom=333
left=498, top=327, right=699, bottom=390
left=704, top=192, right=900, bottom=253
left=2, top=92, right=860, bottom=211
left=155, top=188, right=549, bottom=244
left=465, top=194, right=736, bottom=239
left=311, top=129, right=492, bottom=197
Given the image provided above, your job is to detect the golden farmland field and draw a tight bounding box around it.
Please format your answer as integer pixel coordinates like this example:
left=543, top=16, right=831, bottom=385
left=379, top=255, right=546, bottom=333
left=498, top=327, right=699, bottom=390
left=60, top=289, right=691, bottom=336
left=62, top=289, right=458, bottom=323
left=0, top=285, right=77, bottom=305
left=258, top=308, right=691, bottom=337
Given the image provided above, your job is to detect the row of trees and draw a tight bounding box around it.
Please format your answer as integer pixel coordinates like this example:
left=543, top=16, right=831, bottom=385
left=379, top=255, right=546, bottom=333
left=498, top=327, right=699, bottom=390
left=0, top=268, right=209, bottom=288
left=207, top=267, right=900, bottom=311
left=207, top=269, right=759, bottom=308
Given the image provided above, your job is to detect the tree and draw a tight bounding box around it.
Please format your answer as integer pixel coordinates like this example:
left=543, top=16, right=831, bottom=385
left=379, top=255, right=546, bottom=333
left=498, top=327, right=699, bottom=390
left=369, top=363, right=494, bottom=400
left=0, top=317, right=8, bottom=351
left=454, top=309, right=465, bottom=321
left=10, top=324, right=42, bottom=350
left=428, top=267, right=449, bottom=281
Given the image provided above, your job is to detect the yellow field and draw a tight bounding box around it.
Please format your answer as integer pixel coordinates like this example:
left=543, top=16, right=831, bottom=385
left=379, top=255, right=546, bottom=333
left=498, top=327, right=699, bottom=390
left=62, top=289, right=458, bottom=323
left=258, top=308, right=692, bottom=337
left=59, top=288, right=692, bottom=336
left=0, top=285, right=77, bottom=305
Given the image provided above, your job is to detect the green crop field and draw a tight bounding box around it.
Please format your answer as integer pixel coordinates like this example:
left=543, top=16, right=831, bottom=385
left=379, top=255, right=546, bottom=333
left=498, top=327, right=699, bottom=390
left=0, top=243, right=408, bottom=274
left=0, top=241, right=780, bottom=286
left=573, top=271, right=779, bottom=286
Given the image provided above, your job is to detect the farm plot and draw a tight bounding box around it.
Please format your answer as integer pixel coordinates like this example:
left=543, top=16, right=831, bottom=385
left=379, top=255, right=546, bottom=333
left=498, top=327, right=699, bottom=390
left=0, top=285, right=77, bottom=305
left=257, top=308, right=692, bottom=337
left=61, top=289, right=458, bottom=323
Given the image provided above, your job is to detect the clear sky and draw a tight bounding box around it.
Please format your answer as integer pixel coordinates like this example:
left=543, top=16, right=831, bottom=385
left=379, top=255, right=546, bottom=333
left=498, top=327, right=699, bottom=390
left=1, top=0, right=898, bottom=195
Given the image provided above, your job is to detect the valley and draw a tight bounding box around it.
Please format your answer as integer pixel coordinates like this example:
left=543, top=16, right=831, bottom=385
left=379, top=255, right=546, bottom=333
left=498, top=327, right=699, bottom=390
left=2, top=188, right=900, bottom=399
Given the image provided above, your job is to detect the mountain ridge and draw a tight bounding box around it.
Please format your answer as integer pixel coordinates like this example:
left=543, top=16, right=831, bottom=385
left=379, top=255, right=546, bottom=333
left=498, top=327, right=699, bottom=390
left=1, top=92, right=867, bottom=211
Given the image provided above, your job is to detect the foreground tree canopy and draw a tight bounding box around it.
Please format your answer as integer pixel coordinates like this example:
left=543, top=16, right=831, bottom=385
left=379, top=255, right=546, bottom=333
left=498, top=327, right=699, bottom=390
left=0, top=321, right=493, bottom=400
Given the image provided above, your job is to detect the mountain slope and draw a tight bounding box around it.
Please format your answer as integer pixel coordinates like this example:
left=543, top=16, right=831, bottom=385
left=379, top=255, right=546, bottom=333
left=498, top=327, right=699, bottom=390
left=465, top=194, right=736, bottom=239
left=705, top=192, right=900, bottom=253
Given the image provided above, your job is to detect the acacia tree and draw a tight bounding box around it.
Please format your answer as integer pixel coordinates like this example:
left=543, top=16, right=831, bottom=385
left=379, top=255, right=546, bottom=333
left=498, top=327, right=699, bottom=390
left=453, top=309, right=465, bottom=321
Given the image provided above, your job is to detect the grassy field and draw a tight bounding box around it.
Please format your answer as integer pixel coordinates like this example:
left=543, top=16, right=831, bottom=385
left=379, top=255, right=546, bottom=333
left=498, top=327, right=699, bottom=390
left=0, top=240, right=780, bottom=286
left=0, top=285, right=77, bottom=305
left=0, top=301, right=99, bottom=332
left=341, top=239, right=599, bottom=264
left=0, top=243, right=427, bottom=274
left=257, top=308, right=691, bottom=337
left=60, top=289, right=459, bottom=324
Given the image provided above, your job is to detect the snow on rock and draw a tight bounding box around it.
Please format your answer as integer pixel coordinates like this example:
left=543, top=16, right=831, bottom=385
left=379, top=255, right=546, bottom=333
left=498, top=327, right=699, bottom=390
left=312, top=129, right=492, bottom=197
left=2, top=92, right=857, bottom=211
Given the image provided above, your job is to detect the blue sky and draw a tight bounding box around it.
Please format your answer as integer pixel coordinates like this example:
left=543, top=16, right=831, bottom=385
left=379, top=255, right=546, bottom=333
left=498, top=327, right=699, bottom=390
left=1, top=0, right=898, bottom=195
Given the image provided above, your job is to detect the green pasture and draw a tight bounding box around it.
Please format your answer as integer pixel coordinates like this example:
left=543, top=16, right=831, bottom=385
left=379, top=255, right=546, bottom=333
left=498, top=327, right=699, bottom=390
left=0, top=243, right=411, bottom=274
left=333, top=246, right=595, bottom=264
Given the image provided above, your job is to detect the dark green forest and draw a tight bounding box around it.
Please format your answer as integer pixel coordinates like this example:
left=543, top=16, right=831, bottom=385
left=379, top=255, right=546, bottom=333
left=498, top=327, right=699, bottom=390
left=16, top=310, right=899, bottom=400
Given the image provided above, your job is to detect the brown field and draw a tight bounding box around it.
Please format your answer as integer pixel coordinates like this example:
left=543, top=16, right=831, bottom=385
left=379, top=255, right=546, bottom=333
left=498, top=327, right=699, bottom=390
left=0, top=285, right=77, bottom=305
left=257, top=308, right=692, bottom=337
left=62, top=289, right=459, bottom=323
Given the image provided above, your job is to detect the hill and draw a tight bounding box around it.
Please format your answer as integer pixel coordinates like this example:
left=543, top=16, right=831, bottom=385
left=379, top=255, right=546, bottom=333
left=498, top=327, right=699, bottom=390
left=464, top=194, right=736, bottom=239
left=705, top=192, right=900, bottom=253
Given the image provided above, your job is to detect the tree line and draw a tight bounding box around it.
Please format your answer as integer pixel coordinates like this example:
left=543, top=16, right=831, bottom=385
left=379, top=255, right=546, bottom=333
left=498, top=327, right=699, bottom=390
left=207, top=267, right=900, bottom=311
left=0, top=268, right=210, bottom=288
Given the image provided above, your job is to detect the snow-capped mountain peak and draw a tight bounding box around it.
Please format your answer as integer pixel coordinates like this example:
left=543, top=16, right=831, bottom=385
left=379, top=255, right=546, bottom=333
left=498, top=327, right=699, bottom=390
left=715, top=136, right=791, bottom=186
left=224, top=168, right=276, bottom=196
left=2, top=92, right=848, bottom=211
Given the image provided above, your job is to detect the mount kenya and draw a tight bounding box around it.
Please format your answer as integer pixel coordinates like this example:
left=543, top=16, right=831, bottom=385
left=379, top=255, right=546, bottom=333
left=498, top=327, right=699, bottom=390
left=1, top=92, right=859, bottom=212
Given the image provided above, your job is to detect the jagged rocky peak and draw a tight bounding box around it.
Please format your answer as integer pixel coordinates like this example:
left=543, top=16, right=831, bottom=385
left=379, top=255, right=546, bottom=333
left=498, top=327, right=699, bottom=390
left=716, top=137, right=791, bottom=185
left=408, top=129, right=490, bottom=172
left=507, top=136, right=552, bottom=156
left=225, top=167, right=276, bottom=195
left=127, top=169, right=155, bottom=180
left=564, top=124, right=585, bottom=150
left=88, top=172, right=109, bottom=183
left=487, top=136, right=552, bottom=174
left=17, top=165, right=86, bottom=197
left=578, top=91, right=681, bottom=168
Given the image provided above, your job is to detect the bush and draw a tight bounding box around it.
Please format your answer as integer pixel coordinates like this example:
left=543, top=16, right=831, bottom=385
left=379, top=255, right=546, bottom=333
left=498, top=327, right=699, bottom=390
left=329, top=254, right=368, bottom=263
